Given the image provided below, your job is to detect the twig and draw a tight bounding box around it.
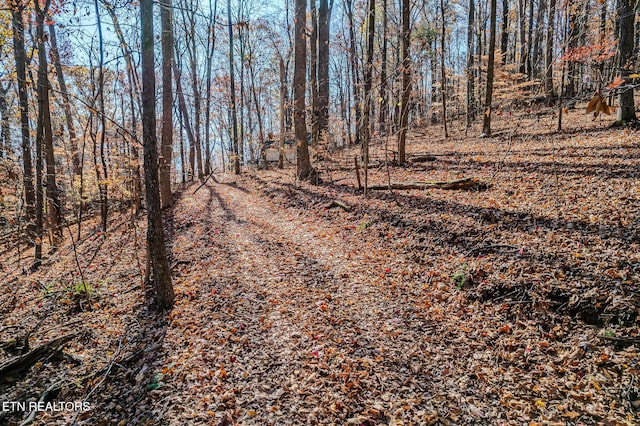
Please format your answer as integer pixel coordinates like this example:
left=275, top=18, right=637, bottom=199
left=192, top=168, right=219, bottom=195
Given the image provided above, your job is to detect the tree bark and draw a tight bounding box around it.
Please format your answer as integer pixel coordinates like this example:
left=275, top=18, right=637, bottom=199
left=345, top=0, right=361, bottom=146
left=11, top=2, right=36, bottom=251
left=397, top=0, right=410, bottom=164
left=482, top=0, right=497, bottom=136
left=616, top=0, right=637, bottom=123
left=317, top=0, right=331, bottom=142
left=160, top=0, right=175, bottom=208
left=310, top=0, right=319, bottom=147
left=140, top=0, right=174, bottom=309
left=379, top=0, right=388, bottom=134
left=294, top=0, right=312, bottom=180
left=35, top=0, right=63, bottom=249
left=545, top=0, right=556, bottom=99
left=48, top=23, right=81, bottom=178
left=467, top=0, right=476, bottom=128
left=440, top=0, right=449, bottom=138
left=228, top=0, right=241, bottom=175
left=362, top=0, right=375, bottom=195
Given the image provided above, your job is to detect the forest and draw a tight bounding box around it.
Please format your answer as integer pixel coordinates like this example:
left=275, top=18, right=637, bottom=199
left=0, top=0, right=639, bottom=423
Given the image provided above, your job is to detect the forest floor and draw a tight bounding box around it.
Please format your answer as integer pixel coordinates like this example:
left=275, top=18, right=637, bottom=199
left=1, top=108, right=640, bottom=425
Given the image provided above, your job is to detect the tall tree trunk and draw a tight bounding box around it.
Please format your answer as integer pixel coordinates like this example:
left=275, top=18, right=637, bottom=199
left=104, top=1, right=142, bottom=213
left=48, top=23, right=81, bottom=178
left=518, top=0, right=527, bottom=74
left=545, top=0, right=555, bottom=99
left=294, top=0, right=311, bottom=180
left=526, top=0, right=534, bottom=78
left=617, top=0, right=637, bottom=122
left=467, top=0, right=476, bottom=128
left=140, top=0, right=174, bottom=309
left=310, top=0, right=319, bottom=147
left=362, top=0, right=375, bottom=196
left=204, top=0, right=218, bottom=175
left=500, top=0, right=508, bottom=63
left=317, top=0, right=331, bottom=142
left=11, top=2, right=36, bottom=254
left=159, top=0, right=175, bottom=208
left=345, top=0, right=361, bottom=146
left=278, top=58, right=286, bottom=169
left=35, top=0, right=63, bottom=250
left=0, top=84, right=8, bottom=158
left=440, top=0, right=449, bottom=138
left=482, top=0, right=497, bottom=136
left=397, top=0, right=410, bottom=164
left=227, top=0, right=240, bottom=174
left=93, top=0, right=108, bottom=232
left=173, top=62, right=198, bottom=180
left=379, top=0, right=388, bottom=134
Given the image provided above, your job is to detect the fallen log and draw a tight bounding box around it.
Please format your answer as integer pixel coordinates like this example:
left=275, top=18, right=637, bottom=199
left=325, top=200, right=352, bottom=212
left=369, top=178, right=487, bottom=191
left=408, top=154, right=437, bottom=163
left=0, top=333, right=79, bottom=382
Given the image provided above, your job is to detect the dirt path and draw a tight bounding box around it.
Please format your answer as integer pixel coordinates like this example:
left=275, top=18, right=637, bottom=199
left=130, top=179, right=466, bottom=424
left=126, top=177, right=636, bottom=425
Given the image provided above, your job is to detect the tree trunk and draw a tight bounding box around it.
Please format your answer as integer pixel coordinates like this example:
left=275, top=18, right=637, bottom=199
left=482, top=0, right=497, bottom=136
left=467, top=0, right=476, bottom=128
left=362, top=0, right=375, bottom=195
left=279, top=58, right=286, bottom=169
left=500, top=0, right=508, bottom=62
left=294, top=0, right=311, bottom=180
left=173, top=63, right=198, bottom=180
left=345, top=0, right=361, bottom=146
left=379, top=0, right=388, bottom=134
left=0, top=84, right=8, bottom=158
left=518, top=0, right=527, bottom=74
left=35, top=0, right=63, bottom=249
left=48, top=23, right=81, bottom=178
left=160, top=0, right=175, bottom=208
left=11, top=3, right=36, bottom=255
left=228, top=0, right=240, bottom=175
left=397, top=0, right=410, bottom=164
left=104, top=1, right=142, bottom=213
left=310, top=0, right=319, bottom=147
left=545, top=0, right=556, bottom=99
left=440, top=0, right=449, bottom=138
left=140, top=0, right=174, bottom=310
left=204, top=0, right=218, bottom=176
left=617, top=0, right=637, bottom=123
left=317, top=0, right=331, bottom=142
left=93, top=0, right=109, bottom=233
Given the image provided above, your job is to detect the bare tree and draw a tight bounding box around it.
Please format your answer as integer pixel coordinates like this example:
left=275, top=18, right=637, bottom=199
left=616, top=0, right=637, bottom=123
left=228, top=0, right=241, bottom=174
left=49, top=23, right=81, bottom=178
left=160, top=0, right=175, bottom=207
left=140, top=0, right=174, bottom=309
left=397, top=0, right=410, bottom=164
left=35, top=0, right=63, bottom=251
left=482, top=0, right=497, bottom=136
left=317, top=0, right=332, bottom=142
left=10, top=1, right=36, bottom=242
left=294, top=0, right=311, bottom=179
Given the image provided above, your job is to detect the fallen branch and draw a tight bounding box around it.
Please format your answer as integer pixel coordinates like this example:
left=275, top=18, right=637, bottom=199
left=325, top=200, right=352, bottom=212
left=408, top=154, right=437, bottom=163
left=0, top=333, right=79, bottom=382
left=597, top=335, right=640, bottom=345
left=368, top=178, right=487, bottom=191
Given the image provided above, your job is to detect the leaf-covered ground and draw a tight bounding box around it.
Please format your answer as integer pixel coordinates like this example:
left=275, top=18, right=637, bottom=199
left=1, top=111, right=639, bottom=425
